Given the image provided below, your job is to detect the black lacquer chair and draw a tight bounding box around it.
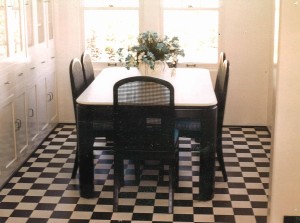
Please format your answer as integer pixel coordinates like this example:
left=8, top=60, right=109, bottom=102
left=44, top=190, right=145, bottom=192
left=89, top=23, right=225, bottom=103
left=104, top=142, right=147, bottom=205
left=69, top=58, right=87, bottom=178
left=81, top=51, right=95, bottom=86
left=214, top=59, right=230, bottom=182
left=69, top=58, right=114, bottom=179
left=113, top=76, right=179, bottom=213
left=175, top=52, right=229, bottom=182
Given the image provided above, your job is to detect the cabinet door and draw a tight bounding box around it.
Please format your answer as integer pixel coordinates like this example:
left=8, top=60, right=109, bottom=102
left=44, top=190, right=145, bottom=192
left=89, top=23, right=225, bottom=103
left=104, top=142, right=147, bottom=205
left=25, top=0, right=34, bottom=47
left=4, top=0, right=24, bottom=56
left=27, top=84, right=39, bottom=142
left=46, top=0, right=55, bottom=60
left=0, top=99, right=16, bottom=174
left=35, top=0, right=47, bottom=62
left=15, top=91, right=28, bottom=154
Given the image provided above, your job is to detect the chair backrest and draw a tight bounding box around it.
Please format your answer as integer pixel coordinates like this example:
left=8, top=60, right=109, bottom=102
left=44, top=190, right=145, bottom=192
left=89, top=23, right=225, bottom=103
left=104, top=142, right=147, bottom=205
left=81, top=52, right=95, bottom=86
left=215, top=59, right=230, bottom=126
left=113, top=76, right=175, bottom=153
left=216, top=52, right=226, bottom=84
left=69, top=58, right=87, bottom=119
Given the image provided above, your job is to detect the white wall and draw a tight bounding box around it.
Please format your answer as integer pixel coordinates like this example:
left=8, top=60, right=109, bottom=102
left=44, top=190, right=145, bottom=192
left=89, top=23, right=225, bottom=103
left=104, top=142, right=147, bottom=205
left=222, top=0, right=273, bottom=126
left=268, top=1, right=300, bottom=222
left=54, top=0, right=83, bottom=123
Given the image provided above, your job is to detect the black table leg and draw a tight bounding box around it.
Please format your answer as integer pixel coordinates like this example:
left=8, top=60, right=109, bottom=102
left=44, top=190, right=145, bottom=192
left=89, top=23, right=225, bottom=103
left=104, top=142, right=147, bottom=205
left=198, top=106, right=217, bottom=201
left=77, top=104, right=95, bottom=198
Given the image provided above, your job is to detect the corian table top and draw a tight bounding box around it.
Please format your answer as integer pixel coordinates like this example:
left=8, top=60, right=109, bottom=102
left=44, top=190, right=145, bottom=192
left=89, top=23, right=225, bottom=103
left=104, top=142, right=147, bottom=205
left=76, top=67, right=217, bottom=107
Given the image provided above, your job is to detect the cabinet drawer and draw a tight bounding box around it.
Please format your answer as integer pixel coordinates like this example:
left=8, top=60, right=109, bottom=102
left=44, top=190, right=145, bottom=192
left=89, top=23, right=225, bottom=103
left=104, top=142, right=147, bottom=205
left=0, top=74, right=14, bottom=103
left=13, top=64, right=28, bottom=88
left=27, top=61, right=47, bottom=82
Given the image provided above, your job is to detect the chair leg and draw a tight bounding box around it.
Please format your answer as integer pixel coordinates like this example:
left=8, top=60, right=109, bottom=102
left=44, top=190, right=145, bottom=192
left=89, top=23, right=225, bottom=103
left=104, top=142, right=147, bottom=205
left=159, top=161, right=164, bottom=182
left=114, top=158, right=121, bottom=212
left=120, top=160, right=124, bottom=187
left=216, top=139, right=228, bottom=182
left=175, top=154, right=179, bottom=188
left=71, top=146, right=78, bottom=179
left=168, top=162, right=174, bottom=214
left=134, top=160, right=141, bottom=184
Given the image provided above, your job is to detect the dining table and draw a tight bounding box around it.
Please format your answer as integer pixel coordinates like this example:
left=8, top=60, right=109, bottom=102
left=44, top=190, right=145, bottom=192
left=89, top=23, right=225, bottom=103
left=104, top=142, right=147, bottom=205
left=76, top=66, right=217, bottom=201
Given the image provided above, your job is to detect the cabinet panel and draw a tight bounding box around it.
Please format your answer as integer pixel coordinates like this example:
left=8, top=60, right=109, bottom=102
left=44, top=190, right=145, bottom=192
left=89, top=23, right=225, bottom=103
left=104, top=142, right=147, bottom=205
left=27, top=84, right=39, bottom=142
left=15, top=90, right=28, bottom=154
left=37, top=76, right=48, bottom=131
left=0, top=99, right=16, bottom=173
left=37, top=0, right=45, bottom=44
left=10, top=0, right=23, bottom=54
left=47, top=71, right=57, bottom=123
left=0, top=0, right=8, bottom=58
left=25, top=0, right=34, bottom=47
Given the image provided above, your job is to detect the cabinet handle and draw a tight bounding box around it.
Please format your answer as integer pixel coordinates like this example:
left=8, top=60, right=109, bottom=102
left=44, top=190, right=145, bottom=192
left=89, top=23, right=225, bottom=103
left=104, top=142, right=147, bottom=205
left=18, top=73, right=24, bottom=77
left=48, top=92, right=54, bottom=101
left=186, top=64, right=196, bottom=68
left=41, top=61, right=46, bottom=64
left=28, top=108, right=34, bottom=117
left=15, top=119, right=21, bottom=131
left=108, top=63, right=117, bottom=67
left=47, top=93, right=51, bottom=102
left=51, top=56, right=55, bottom=59
left=4, top=81, right=11, bottom=85
left=30, top=67, right=36, bottom=70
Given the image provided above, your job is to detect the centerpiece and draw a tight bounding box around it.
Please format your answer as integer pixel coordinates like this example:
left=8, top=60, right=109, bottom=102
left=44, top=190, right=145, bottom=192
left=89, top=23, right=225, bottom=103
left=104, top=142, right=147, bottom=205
left=117, top=31, right=185, bottom=76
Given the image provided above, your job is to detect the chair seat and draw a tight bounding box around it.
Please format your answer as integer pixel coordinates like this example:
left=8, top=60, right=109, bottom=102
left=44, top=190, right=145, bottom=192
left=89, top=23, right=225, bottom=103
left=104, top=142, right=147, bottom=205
left=175, top=119, right=201, bottom=131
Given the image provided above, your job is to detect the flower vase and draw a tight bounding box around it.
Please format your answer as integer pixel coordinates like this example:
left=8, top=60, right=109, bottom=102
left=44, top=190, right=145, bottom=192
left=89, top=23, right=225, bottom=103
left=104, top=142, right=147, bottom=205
left=138, top=61, right=169, bottom=77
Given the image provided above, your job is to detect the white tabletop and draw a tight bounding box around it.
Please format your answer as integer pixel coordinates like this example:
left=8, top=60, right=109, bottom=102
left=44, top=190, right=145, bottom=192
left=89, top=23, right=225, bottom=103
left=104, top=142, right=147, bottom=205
left=76, top=67, right=217, bottom=107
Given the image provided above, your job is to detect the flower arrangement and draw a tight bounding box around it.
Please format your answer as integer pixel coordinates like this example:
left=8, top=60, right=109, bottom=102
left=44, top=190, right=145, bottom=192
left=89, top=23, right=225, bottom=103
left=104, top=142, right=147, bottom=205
left=117, top=31, right=185, bottom=70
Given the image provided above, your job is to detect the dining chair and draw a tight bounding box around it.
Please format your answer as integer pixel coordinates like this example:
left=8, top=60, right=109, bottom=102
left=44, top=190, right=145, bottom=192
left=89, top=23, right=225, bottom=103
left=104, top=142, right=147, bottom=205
left=69, top=58, right=114, bottom=179
left=81, top=51, right=95, bottom=86
left=214, top=59, right=230, bottom=182
left=175, top=52, right=229, bottom=182
left=113, top=76, right=179, bottom=213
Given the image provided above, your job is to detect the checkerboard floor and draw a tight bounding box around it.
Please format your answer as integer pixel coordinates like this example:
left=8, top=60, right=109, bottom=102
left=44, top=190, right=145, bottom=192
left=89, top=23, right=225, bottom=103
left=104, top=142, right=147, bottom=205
left=0, top=124, right=271, bottom=223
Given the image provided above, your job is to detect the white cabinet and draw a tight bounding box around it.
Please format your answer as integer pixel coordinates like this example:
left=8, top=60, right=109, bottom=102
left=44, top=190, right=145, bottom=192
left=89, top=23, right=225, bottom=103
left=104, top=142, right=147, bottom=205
left=0, top=66, right=28, bottom=184
left=0, top=0, right=57, bottom=187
